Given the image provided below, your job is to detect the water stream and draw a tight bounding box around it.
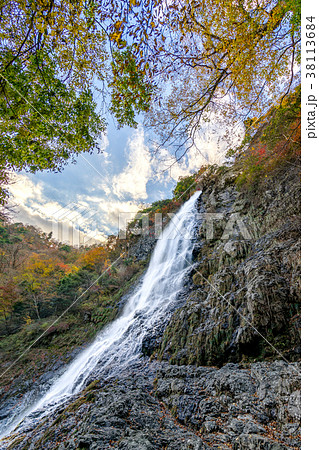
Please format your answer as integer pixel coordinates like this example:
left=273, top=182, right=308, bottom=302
left=0, top=191, right=201, bottom=441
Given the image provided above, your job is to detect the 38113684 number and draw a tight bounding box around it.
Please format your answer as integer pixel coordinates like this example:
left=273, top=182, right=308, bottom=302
left=306, top=17, right=316, bottom=79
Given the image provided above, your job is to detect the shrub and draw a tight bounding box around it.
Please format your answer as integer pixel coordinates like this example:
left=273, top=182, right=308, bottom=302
left=236, top=86, right=300, bottom=186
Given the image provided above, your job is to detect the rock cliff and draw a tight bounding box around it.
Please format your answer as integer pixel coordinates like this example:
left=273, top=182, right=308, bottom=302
left=157, top=162, right=300, bottom=367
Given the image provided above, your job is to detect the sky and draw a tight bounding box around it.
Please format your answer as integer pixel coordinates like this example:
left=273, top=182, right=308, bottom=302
left=8, top=113, right=241, bottom=245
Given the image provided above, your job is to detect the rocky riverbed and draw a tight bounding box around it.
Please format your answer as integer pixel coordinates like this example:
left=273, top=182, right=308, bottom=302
left=2, top=359, right=300, bottom=449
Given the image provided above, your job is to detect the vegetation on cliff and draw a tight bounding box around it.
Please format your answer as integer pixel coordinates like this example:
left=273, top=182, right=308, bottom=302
left=235, top=85, right=301, bottom=186
left=0, top=1, right=302, bottom=446
left=0, top=187, right=192, bottom=393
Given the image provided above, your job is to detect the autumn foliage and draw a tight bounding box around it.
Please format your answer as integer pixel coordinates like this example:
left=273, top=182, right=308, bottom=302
left=0, top=224, right=117, bottom=333
left=77, top=246, right=110, bottom=275
left=236, top=86, right=301, bottom=186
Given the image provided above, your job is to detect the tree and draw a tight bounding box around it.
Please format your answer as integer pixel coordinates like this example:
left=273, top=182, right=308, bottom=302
left=0, top=54, right=106, bottom=173
left=0, top=0, right=301, bottom=177
left=0, top=168, right=10, bottom=210
left=173, top=174, right=197, bottom=202
left=142, top=0, right=301, bottom=153
left=0, top=222, right=83, bottom=328
left=0, top=281, right=21, bottom=333
left=101, top=0, right=300, bottom=155
left=109, top=47, right=153, bottom=128
left=77, top=246, right=110, bottom=275
left=15, top=254, right=68, bottom=319
left=0, top=1, right=108, bottom=90
left=0, top=2, right=111, bottom=175
left=0, top=222, right=55, bottom=272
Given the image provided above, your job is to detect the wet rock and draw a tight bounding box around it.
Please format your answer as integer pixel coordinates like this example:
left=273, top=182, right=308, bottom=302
left=117, top=433, right=153, bottom=450
left=128, top=235, right=156, bottom=262
left=228, top=418, right=245, bottom=434
left=1, top=160, right=300, bottom=449
left=157, top=163, right=300, bottom=367
left=202, top=420, right=219, bottom=433
left=243, top=420, right=266, bottom=434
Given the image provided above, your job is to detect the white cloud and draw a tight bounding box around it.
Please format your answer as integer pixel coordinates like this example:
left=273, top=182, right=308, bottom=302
left=6, top=115, right=244, bottom=246
left=188, top=126, right=225, bottom=169
left=98, top=198, right=142, bottom=229
left=8, top=172, right=144, bottom=245
left=112, top=127, right=152, bottom=200
left=150, top=147, right=190, bottom=183
left=187, top=110, right=244, bottom=169
left=9, top=173, right=44, bottom=205
left=8, top=175, right=106, bottom=245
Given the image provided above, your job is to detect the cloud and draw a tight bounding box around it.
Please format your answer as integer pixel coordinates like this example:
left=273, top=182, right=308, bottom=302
left=100, top=131, right=111, bottom=175
left=8, top=173, right=144, bottom=245
left=189, top=113, right=243, bottom=167
left=9, top=173, right=44, bottom=205
left=98, top=198, right=142, bottom=230
left=150, top=147, right=189, bottom=183
left=150, top=111, right=244, bottom=185
left=187, top=127, right=225, bottom=169
left=6, top=115, right=243, bottom=246
left=8, top=175, right=107, bottom=245
left=112, top=127, right=152, bottom=200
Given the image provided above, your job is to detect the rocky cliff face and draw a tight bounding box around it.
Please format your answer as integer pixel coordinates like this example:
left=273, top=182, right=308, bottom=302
left=157, top=162, right=300, bottom=367
left=1, top=159, right=301, bottom=449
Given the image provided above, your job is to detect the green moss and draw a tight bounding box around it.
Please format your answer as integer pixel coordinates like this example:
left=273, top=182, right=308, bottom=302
left=7, top=436, right=25, bottom=449
left=83, top=379, right=100, bottom=392
left=66, top=395, right=89, bottom=413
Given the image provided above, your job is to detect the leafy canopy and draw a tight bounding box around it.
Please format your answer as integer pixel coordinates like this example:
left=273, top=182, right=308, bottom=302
left=0, top=0, right=301, bottom=183
left=141, top=0, right=301, bottom=151
left=0, top=0, right=152, bottom=177
left=0, top=53, right=105, bottom=173
left=109, top=47, right=153, bottom=128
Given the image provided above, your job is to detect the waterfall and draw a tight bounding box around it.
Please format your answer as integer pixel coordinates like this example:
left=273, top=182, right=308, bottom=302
left=0, top=191, right=201, bottom=440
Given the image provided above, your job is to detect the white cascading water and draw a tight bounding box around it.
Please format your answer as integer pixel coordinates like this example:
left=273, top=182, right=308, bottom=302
left=0, top=191, right=201, bottom=441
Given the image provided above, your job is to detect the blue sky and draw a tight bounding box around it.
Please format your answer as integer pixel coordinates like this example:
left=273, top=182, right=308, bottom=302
left=8, top=110, right=239, bottom=245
